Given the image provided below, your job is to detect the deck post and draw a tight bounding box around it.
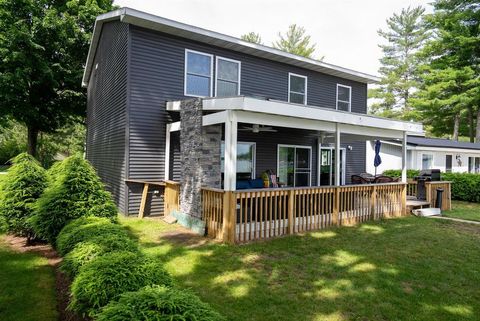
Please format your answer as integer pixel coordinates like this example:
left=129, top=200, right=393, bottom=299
left=288, top=189, right=295, bottom=234
left=401, top=183, right=407, bottom=216
left=333, top=187, right=340, bottom=225
left=370, top=184, right=377, bottom=220
left=335, top=123, right=341, bottom=186
left=224, top=111, right=237, bottom=191
left=401, top=131, right=407, bottom=183
left=222, top=191, right=235, bottom=244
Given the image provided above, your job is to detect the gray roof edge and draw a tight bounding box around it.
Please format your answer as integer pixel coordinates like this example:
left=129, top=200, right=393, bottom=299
left=407, top=136, right=480, bottom=150
left=82, top=7, right=381, bottom=86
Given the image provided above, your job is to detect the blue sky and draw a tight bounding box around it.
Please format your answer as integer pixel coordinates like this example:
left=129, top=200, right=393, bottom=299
left=114, top=0, right=432, bottom=76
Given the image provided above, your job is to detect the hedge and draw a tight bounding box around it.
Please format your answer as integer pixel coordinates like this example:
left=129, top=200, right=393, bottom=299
left=30, top=155, right=118, bottom=243
left=56, top=217, right=129, bottom=256
left=96, top=285, right=225, bottom=321
left=383, top=169, right=480, bottom=203
left=69, top=251, right=173, bottom=317
left=0, top=153, right=47, bottom=239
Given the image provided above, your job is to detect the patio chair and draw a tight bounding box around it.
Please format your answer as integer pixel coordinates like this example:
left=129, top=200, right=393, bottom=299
left=373, top=175, right=395, bottom=184
left=351, top=175, right=371, bottom=184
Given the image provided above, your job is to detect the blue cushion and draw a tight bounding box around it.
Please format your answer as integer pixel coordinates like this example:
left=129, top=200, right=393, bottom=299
left=236, top=180, right=251, bottom=190
left=250, top=178, right=264, bottom=189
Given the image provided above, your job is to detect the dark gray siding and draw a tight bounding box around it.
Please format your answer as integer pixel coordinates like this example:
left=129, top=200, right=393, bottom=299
left=86, top=21, right=129, bottom=213
left=126, top=25, right=368, bottom=215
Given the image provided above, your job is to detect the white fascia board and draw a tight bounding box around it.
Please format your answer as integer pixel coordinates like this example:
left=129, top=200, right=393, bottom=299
left=166, top=101, right=182, bottom=111
left=83, top=7, right=380, bottom=86
left=202, top=97, right=424, bottom=134
left=409, top=146, right=480, bottom=154
left=202, top=111, right=229, bottom=126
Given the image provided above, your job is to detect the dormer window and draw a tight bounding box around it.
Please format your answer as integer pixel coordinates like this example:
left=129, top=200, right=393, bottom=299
left=184, top=49, right=213, bottom=97
left=288, top=73, right=307, bottom=105
left=336, top=84, right=351, bottom=112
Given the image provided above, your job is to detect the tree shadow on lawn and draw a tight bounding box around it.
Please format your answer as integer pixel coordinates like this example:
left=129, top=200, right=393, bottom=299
left=136, top=217, right=480, bottom=321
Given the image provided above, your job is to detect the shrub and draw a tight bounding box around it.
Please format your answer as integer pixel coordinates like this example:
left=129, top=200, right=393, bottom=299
left=0, top=153, right=47, bottom=239
left=56, top=216, right=127, bottom=256
left=442, top=172, right=480, bottom=203
left=96, top=285, right=225, bottom=321
left=69, top=251, right=173, bottom=317
left=61, top=234, right=138, bottom=277
left=382, top=169, right=419, bottom=179
left=30, top=155, right=117, bottom=243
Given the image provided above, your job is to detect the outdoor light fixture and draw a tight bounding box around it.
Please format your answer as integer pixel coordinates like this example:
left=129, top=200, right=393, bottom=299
left=347, top=145, right=353, bottom=151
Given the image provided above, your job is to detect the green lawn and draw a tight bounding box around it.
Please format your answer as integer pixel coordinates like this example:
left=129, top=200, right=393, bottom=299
left=443, top=201, right=480, bottom=222
left=0, top=236, right=57, bottom=321
left=121, top=215, right=480, bottom=321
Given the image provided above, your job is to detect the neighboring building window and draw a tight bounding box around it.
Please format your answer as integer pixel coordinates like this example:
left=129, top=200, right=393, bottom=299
left=288, top=73, right=307, bottom=105
left=445, top=155, right=452, bottom=173
left=221, top=142, right=256, bottom=178
left=422, top=154, right=433, bottom=170
left=468, top=157, right=480, bottom=173
left=216, top=57, right=241, bottom=97
left=336, top=84, right=351, bottom=112
left=184, top=49, right=213, bottom=97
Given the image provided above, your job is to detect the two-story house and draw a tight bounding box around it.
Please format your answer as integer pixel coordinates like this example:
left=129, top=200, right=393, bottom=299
left=84, top=8, right=423, bottom=241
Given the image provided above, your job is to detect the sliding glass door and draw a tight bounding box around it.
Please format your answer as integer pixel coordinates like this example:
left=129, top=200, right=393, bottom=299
left=278, top=145, right=312, bottom=187
left=318, top=146, right=345, bottom=186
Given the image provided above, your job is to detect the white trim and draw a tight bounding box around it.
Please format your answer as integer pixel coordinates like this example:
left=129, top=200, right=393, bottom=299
left=336, top=84, right=352, bottom=112
left=277, top=144, right=312, bottom=187
left=401, top=131, right=407, bottom=183
left=224, top=111, right=238, bottom=191
left=317, top=144, right=346, bottom=186
left=215, top=56, right=241, bottom=97
left=184, top=49, right=214, bottom=98
left=288, top=73, right=308, bottom=105
left=200, top=97, right=423, bottom=134
left=83, top=8, right=380, bottom=86
left=165, top=124, right=171, bottom=180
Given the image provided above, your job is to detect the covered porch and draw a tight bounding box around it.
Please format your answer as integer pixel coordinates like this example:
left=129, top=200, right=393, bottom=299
left=165, top=96, right=423, bottom=243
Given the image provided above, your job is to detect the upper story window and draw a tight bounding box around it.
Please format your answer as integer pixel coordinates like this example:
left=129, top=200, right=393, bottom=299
left=184, top=49, right=213, bottom=97
left=216, top=57, right=241, bottom=97
left=288, top=73, right=307, bottom=105
left=336, top=84, right=351, bottom=112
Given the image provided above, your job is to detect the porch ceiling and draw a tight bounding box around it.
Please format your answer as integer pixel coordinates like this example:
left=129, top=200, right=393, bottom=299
left=167, top=96, right=424, bottom=139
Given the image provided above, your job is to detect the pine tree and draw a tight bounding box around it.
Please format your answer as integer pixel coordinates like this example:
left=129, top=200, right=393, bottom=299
left=241, top=32, right=263, bottom=44
left=370, top=6, right=429, bottom=119
left=413, top=0, right=480, bottom=140
left=273, top=24, right=318, bottom=59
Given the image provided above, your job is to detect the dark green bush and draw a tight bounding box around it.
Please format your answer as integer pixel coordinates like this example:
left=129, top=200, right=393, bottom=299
left=30, top=155, right=117, bottom=243
left=96, top=285, right=225, bottom=321
left=382, top=169, right=420, bottom=179
left=442, top=172, right=480, bottom=203
left=69, top=251, right=173, bottom=317
left=0, top=153, right=47, bottom=239
left=56, top=216, right=127, bottom=256
left=61, top=234, right=138, bottom=277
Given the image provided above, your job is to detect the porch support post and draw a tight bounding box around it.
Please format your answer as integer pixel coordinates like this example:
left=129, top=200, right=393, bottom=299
left=224, top=111, right=237, bottom=191
left=401, top=131, right=407, bottom=183
left=165, top=123, right=171, bottom=180
left=335, top=123, right=341, bottom=186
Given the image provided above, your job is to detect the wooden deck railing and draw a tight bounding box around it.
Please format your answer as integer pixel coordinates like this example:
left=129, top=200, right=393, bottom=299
left=164, top=180, right=180, bottom=216
left=406, top=180, right=451, bottom=210
left=202, top=182, right=407, bottom=243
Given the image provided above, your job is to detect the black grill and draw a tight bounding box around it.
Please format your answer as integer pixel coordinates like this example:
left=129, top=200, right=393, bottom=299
left=414, top=169, right=441, bottom=200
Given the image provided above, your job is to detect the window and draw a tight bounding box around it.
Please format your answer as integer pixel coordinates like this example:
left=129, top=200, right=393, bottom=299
left=288, top=73, right=307, bottom=104
left=469, top=157, right=480, bottom=173
left=336, top=84, right=351, bottom=112
left=184, top=49, right=213, bottom=97
left=445, top=155, right=452, bottom=173
left=422, top=154, right=433, bottom=170
left=278, top=145, right=312, bottom=187
left=215, top=57, right=241, bottom=97
left=221, top=142, right=256, bottom=178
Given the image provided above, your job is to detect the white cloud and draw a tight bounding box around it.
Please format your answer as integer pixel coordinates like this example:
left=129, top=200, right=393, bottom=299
left=113, top=0, right=432, bottom=75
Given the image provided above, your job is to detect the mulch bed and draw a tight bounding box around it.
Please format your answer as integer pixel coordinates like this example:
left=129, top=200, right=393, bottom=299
left=4, top=235, right=89, bottom=321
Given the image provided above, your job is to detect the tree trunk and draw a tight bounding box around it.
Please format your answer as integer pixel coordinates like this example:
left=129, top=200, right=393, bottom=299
left=469, top=107, right=474, bottom=142
left=476, top=108, right=480, bottom=143
left=27, top=126, right=39, bottom=157
left=453, top=113, right=460, bottom=141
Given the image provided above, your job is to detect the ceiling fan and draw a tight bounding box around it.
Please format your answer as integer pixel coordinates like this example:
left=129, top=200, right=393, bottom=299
left=239, top=124, right=277, bottom=133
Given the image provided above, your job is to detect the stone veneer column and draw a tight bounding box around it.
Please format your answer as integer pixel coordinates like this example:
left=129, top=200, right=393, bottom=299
left=179, top=98, right=221, bottom=218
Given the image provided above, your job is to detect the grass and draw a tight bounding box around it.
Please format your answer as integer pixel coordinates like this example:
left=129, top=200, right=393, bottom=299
left=443, top=201, right=480, bottom=222
left=121, top=215, right=480, bottom=321
left=0, top=236, right=57, bottom=321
